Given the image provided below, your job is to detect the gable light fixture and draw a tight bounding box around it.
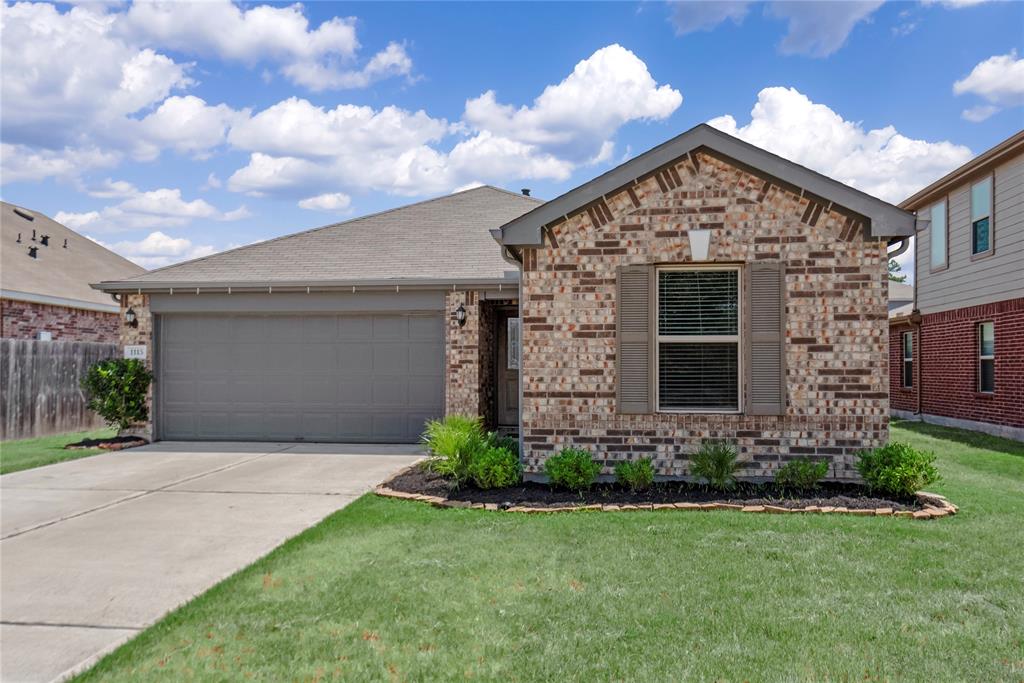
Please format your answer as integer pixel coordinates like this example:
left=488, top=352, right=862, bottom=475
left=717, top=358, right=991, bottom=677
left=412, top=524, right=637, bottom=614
left=455, top=303, right=467, bottom=327
left=124, top=307, right=139, bottom=328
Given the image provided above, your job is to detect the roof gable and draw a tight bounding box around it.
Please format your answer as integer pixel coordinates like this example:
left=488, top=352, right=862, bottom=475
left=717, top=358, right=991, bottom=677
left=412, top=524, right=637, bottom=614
left=497, top=124, right=914, bottom=247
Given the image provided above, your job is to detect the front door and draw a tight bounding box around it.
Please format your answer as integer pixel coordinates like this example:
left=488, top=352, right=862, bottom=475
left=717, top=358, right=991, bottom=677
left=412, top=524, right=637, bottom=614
left=495, top=309, right=520, bottom=427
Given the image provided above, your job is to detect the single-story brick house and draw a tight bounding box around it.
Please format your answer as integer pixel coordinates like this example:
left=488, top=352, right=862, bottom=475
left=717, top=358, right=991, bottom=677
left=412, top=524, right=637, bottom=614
left=96, top=124, right=915, bottom=479
left=2, top=201, right=144, bottom=343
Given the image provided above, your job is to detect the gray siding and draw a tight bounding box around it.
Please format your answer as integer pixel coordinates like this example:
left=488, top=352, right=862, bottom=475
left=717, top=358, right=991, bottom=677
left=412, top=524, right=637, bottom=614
left=916, top=153, right=1024, bottom=314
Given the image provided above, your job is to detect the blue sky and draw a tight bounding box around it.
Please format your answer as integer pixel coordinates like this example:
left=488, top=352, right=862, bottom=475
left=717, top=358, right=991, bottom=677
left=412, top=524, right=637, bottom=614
left=2, top=1, right=1022, bottom=278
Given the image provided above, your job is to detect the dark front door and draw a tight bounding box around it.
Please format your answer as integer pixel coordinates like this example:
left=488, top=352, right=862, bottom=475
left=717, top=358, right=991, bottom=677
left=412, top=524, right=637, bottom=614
left=495, top=309, right=519, bottom=427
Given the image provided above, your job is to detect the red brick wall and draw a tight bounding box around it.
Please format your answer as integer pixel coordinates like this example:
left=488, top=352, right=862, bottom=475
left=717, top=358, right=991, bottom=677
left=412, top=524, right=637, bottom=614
left=916, top=298, right=1023, bottom=428
left=1, top=298, right=121, bottom=343
left=889, top=321, right=917, bottom=413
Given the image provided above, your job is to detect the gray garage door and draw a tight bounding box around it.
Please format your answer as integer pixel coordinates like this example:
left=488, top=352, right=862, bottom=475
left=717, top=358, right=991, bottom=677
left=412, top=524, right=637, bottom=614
left=158, top=313, right=444, bottom=442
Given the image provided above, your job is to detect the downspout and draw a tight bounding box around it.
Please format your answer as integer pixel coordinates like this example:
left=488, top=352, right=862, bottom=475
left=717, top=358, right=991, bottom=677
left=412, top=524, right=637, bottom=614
left=887, top=236, right=920, bottom=419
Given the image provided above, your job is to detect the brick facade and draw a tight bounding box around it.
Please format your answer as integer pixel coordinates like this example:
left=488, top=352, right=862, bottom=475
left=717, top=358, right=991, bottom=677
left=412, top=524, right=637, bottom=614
left=889, top=298, right=1024, bottom=430
left=889, top=320, right=917, bottom=414
left=519, top=150, right=890, bottom=480
left=444, top=291, right=511, bottom=426
left=1, top=298, right=120, bottom=343
left=119, top=293, right=155, bottom=440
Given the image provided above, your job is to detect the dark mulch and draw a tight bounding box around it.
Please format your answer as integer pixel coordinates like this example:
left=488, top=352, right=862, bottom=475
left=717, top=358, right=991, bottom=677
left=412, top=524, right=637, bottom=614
left=385, top=463, right=920, bottom=511
left=65, top=436, right=149, bottom=451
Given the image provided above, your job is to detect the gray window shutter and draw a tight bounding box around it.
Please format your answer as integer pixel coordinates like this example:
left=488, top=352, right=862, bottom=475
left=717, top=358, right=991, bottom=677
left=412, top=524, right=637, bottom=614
left=745, top=262, right=786, bottom=415
left=617, top=265, right=652, bottom=414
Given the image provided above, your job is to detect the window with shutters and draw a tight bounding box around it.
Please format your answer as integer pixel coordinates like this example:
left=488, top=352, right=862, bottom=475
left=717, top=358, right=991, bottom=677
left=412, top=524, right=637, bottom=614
left=656, top=266, right=741, bottom=412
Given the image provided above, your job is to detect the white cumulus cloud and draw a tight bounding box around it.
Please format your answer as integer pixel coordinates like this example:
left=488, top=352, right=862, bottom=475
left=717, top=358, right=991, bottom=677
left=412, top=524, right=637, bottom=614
left=226, top=44, right=682, bottom=198
left=953, top=50, right=1024, bottom=122
left=298, top=193, right=352, bottom=212
left=669, top=1, right=884, bottom=57
left=56, top=187, right=247, bottom=233
left=90, top=231, right=218, bottom=269
left=708, top=86, right=973, bottom=203
left=122, top=0, right=411, bottom=91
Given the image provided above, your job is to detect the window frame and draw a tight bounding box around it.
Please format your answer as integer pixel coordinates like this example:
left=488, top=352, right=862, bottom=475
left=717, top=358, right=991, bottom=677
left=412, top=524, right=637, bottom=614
left=978, top=321, right=995, bottom=394
left=970, top=174, right=994, bottom=260
left=654, top=264, right=743, bottom=414
left=929, top=198, right=948, bottom=272
left=902, top=331, right=914, bottom=389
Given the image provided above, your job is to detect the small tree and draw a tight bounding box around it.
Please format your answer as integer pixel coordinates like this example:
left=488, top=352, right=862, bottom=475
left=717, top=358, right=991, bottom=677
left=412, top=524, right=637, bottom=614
left=82, top=358, right=153, bottom=432
left=888, top=259, right=907, bottom=283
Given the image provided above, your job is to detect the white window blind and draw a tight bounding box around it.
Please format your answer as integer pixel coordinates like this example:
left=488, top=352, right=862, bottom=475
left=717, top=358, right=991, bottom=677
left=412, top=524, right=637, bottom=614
left=978, top=322, right=994, bottom=393
left=657, top=268, right=740, bottom=412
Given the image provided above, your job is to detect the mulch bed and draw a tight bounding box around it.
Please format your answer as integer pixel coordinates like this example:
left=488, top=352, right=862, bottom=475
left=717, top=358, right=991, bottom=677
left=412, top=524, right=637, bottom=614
left=65, top=436, right=149, bottom=451
left=378, top=463, right=959, bottom=520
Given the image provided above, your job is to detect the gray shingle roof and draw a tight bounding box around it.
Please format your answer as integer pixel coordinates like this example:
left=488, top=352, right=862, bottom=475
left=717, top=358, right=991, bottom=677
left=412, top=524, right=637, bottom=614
left=98, top=186, right=540, bottom=291
left=2, top=201, right=145, bottom=310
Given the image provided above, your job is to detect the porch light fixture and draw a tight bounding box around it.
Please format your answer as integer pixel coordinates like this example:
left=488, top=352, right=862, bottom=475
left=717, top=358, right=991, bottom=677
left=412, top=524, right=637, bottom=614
left=455, top=303, right=467, bottom=327
left=124, top=307, right=138, bottom=328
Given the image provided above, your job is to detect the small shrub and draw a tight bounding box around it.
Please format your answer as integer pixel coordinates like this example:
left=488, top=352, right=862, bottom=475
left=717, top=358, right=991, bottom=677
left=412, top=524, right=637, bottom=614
left=689, top=440, right=740, bottom=491
left=856, top=442, right=939, bottom=497
left=775, top=458, right=829, bottom=490
left=82, top=358, right=153, bottom=432
left=485, top=431, right=519, bottom=456
left=468, top=446, right=522, bottom=489
left=614, top=458, right=655, bottom=492
left=421, top=415, right=487, bottom=485
left=545, top=447, right=602, bottom=492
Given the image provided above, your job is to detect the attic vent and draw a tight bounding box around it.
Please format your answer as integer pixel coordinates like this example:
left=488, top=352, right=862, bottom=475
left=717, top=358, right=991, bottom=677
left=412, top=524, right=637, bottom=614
left=28, top=246, right=38, bottom=258
left=40, top=234, right=50, bottom=247
left=13, top=207, right=34, bottom=221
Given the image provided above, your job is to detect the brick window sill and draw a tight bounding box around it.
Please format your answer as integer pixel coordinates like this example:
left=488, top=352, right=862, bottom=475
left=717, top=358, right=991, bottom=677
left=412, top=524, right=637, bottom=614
left=973, top=392, right=996, bottom=399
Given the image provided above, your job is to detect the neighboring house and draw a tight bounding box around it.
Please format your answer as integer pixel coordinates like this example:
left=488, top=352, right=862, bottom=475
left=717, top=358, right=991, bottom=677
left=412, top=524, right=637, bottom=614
left=96, top=124, right=915, bottom=480
left=1, top=202, right=145, bottom=343
left=890, top=130, right=1023, bottom=441
left=888, top=281, right=913, bottom=316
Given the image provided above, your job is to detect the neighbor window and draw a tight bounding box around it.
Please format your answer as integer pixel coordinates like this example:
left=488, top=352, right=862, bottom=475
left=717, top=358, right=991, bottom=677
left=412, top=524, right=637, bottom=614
left=902, top=332, right=913, bottom=389
left=656, top=267, right=740, bottom=412
left=971, top=177, right=992, bottom=255
left=930, top=200, right=947, bottom=269
left=978, top=322, right=995, bottom=393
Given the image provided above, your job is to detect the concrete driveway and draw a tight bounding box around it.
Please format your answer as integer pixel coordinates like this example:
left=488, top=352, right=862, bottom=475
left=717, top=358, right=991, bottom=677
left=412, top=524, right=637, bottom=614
left=0, top=441, right=422, bottom=683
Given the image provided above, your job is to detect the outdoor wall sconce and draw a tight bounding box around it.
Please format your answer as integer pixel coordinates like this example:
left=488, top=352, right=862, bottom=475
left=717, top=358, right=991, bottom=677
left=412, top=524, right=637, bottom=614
left=124, top=307, right=138, bottom=329
left=455, top=303, right=467, bottom=327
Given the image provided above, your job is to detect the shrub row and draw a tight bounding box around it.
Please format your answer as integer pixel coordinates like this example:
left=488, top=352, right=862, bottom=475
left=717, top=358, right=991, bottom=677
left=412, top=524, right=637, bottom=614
left=546, top=441, right=938, bottom=497
left=423, top=416, right=939, bottom=498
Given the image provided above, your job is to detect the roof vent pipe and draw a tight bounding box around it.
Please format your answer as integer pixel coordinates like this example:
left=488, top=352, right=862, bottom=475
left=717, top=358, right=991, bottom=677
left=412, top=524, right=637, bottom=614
left=521, top=188, right=531, bottom=196
left=31, top=229, right=37, bottom=241
left=16, top=233, right=21, bottom=243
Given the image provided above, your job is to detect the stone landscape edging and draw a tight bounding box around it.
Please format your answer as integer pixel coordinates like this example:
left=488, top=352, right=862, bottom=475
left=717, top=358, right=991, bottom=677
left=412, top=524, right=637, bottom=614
left=374, top=475, right=959, bottom=520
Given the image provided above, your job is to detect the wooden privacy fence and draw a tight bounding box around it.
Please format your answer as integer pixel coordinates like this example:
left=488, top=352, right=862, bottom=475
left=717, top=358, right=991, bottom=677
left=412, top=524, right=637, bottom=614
left=1, top=339, right=118, bottom=441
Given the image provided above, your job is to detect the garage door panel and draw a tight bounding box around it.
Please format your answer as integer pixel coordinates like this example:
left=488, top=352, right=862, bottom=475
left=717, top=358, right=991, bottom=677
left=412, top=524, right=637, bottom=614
left=373, top=344, right=409, bottom=374
left=337, top=316, right=372, bottom=340
left=409, top=315, right=443, bottom=340
left=159, top=313, right=442, bottom=442
left=338, top=343, right=373, bottom=371
left=373, top=316, right=407, bottom=340
left=337, top=380, right=372, bottom=405
left=303, top=317, right=338, bottom=342
left=410, top=342, right=444, bottom=373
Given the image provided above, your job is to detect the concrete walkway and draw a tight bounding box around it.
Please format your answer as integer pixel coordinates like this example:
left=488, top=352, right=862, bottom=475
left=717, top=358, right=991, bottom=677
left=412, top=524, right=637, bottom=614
left=0, top=442, right=423, bottom=683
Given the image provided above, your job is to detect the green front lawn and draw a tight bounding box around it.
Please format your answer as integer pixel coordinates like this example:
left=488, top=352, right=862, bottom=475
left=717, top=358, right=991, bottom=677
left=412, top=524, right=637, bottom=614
left=77, top=423, right=1024, bottom=682
left=0, top=428, right=117, bottom=475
